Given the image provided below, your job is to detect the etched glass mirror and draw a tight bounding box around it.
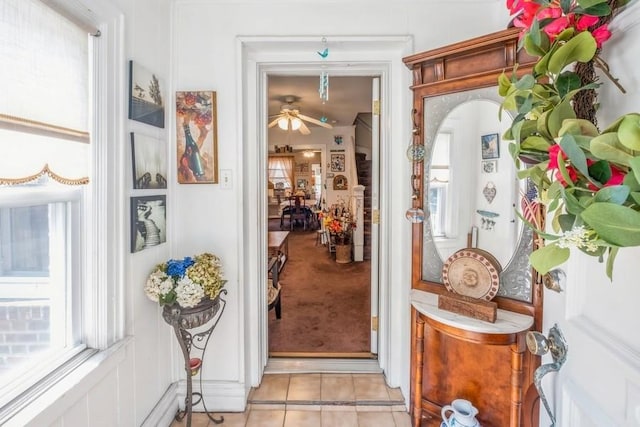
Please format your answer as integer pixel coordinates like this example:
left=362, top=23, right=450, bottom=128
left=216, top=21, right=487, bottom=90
left=422, top=87, right=533, bottom=302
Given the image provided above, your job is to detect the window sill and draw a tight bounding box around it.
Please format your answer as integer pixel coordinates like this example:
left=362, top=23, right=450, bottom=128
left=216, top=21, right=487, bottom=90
left=1, top=336, right=133, bottom=427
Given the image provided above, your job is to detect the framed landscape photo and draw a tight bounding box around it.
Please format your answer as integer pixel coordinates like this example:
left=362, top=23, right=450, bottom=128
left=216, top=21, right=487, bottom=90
left=130, top=133, right=167, bottom=189
left=130, top=195, right=166, bottom=253
left=176, top=91, right=219, bottom=184
left=128, top=61, right=165, bottom=128
left=481, top=133, right=500, bottom=159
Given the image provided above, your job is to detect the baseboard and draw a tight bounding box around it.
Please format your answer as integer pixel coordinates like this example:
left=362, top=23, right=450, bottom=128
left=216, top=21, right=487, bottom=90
left=142, top=380, right=247, bottom=425
left=176, top=380, right=247, bottom=412
left=140, top=382, right=179, bottom=427
left=269, top=352, right=375, bottom=359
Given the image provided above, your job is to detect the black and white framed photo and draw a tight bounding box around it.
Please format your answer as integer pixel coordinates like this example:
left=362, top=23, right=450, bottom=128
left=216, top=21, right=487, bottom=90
left=131, top=195, right=166, bottom=253
left=481, top=133, right=500, bottom=159
left=481, top=160, right=498, bottom=174
left=130, top=133, right=167, bottom=189
left=128, top=60, right=165, bottom=128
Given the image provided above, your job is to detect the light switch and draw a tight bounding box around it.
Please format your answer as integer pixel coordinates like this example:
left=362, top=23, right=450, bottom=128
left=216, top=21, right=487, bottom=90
left=221, top=169, right=232, bottom=189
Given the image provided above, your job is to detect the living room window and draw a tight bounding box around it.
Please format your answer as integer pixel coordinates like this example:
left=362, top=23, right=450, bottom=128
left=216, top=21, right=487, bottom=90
left=0, top=0, right=98, bottom=413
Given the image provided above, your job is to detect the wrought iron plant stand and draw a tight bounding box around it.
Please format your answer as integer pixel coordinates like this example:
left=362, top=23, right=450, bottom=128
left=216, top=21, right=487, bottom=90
left=162, top=290, right=228, bottom=426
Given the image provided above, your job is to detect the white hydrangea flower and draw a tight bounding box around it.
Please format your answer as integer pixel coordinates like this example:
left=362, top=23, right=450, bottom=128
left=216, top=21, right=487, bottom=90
left=144, top=270, right=170, bottom=302
left=175, top=277, right=205, bottom=308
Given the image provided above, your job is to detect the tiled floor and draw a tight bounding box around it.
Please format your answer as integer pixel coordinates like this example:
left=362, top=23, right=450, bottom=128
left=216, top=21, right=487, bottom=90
left=170, top=373, right=411, bottom=427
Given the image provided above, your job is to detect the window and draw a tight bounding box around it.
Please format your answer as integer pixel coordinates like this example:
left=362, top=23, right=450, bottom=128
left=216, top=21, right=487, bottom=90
left=0, top=0, right=95, bottom=412
left=268, top=156, right=294, bottom=190
left=429, top=132, right=451, bottom=237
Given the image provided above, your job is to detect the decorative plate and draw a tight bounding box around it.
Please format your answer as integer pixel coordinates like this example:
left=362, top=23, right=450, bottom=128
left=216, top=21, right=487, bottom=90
left=442, top=248, right=502, bottom=301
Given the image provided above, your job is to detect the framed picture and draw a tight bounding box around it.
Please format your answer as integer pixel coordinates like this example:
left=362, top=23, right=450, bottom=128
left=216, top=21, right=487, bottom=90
left=296, top=179, right=308, bottom=189
left=330, top=153, right=345, bottom=172
left=130, top=133, right=167, bottom=189
left=481, top=133, right=500, bottom=159
left=131, top=195, right=166, bottom=253
left=128, top=61, right=165, bottom=128
left=481, top=160, right=498, bottom=174
left=333, top=174, right=348, bottom=190
left=176, top=91, right=219, bottom=184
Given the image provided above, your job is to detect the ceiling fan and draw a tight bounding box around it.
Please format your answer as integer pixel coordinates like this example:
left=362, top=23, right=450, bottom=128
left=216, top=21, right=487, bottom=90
left=268, top=97, right=333, bottom=135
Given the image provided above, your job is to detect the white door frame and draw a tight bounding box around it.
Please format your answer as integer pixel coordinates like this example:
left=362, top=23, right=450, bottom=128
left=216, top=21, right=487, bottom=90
left=238, top=35, right=413, bottom=387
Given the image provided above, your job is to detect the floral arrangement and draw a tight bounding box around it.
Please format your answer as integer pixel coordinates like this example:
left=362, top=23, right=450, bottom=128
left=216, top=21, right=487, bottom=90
left=145, top=253, right=226, bottom=308
left=322, top=205, right=356, bottom=245
left=500, top=0, right=640, bottom=279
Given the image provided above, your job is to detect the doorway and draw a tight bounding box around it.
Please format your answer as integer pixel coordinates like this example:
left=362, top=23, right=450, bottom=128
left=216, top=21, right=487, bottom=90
left=266, top=75, right=375, bottom=357
left=241, top=35, right=413, bottom=385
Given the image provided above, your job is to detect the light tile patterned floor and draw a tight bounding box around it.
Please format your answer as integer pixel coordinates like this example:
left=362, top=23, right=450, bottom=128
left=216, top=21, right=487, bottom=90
left=170, top=373, right=411, bottom=427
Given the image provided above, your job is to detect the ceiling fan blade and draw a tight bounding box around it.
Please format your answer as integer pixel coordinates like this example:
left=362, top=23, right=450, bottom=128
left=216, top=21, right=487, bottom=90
left=299, top=121, right=311, bottom=135
left=268, top=117, right=281, bottom=128
left=298, top=113, right=333, bottom=129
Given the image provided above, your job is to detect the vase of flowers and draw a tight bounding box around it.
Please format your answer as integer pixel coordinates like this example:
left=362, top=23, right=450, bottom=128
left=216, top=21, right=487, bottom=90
left=144, top=252, right=227, bottom=328
left=501, top=0, right=640, bottom=279
left=322, top=205, right=356, bottom=263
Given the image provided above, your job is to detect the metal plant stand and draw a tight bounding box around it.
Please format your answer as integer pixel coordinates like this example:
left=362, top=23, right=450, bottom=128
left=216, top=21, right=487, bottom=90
left=162, top=290, right=227, bottom=427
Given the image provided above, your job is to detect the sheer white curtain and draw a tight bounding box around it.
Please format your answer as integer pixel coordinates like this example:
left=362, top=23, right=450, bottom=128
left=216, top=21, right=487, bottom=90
left=0, top=0, right=90, bottom=184
left=268, top=155, right=294, bottom=189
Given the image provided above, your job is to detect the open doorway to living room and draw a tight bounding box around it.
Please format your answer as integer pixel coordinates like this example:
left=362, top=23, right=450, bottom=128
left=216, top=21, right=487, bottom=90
left=266, top=75, right=376, bottom=358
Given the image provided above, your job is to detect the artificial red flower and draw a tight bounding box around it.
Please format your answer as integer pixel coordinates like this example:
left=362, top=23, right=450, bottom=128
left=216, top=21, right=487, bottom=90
left=555, top=166, right=578, bottom=187
left=547, top=144, right=565, bottom=170
left=576, top=14, right=599, bottom=31
left=592, top=24, right=612, bottom=48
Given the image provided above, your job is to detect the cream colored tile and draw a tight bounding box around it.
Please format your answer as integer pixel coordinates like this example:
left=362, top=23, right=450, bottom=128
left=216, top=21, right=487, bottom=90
left=216, top=412, right=249, bottom=427
left=321, top=405, right=356, bottom=412
left=251, top=374, right=290, bottom=401
left=392, top=411, right=413, bottom=427
left=321, top=410, right=359, bottom=427
left=170, top=412, right=210, bottom=427
left=321, top=374, right=355, bottom=402
left=387, top=386, right=405, bottom=402
left=251, top=403, right=286, bottom=411
left=391, top=405, right=408, bottom=412
left=353, top=374, right=390, bottom=401
left=357, top=411, right=396, bottom=427
left=355, top=405, right=391, bottom=412
left=246, top=409, right=285, bottom=427
left=286, top=403, right=321, bottom=411
left=288, top=373, right=321, bottom=401
left=284, top=410, right=322, bottom=427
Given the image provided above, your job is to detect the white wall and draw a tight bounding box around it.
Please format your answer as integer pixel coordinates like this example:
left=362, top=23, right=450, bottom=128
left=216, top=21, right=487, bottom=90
left=171, top=0, right=507, bottom=412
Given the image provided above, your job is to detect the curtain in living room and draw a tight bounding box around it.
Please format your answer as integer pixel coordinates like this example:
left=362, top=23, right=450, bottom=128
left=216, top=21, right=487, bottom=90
left=268, top=155, right=294, bottom=190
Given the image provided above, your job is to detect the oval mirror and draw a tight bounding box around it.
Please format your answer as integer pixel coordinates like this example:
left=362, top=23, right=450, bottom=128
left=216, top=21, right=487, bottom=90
left=422, top=87, right=533, bottom=302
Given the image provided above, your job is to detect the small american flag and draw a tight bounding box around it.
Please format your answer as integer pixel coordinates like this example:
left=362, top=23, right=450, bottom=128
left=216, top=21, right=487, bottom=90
left=521, top=180, right=541, bottom=228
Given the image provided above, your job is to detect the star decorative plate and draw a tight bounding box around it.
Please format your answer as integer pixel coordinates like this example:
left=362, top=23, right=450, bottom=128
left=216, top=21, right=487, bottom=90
left=442, top=248, right=502, bottom=301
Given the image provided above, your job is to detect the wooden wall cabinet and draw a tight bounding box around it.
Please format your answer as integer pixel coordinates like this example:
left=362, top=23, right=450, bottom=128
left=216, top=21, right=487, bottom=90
left=403, top=28, right=542, bottom=427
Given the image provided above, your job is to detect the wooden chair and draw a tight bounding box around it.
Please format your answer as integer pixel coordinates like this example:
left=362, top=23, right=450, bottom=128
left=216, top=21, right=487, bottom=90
left=284, top=195, right=308, bottom=230
left=267, top=256, right=282, bottom=319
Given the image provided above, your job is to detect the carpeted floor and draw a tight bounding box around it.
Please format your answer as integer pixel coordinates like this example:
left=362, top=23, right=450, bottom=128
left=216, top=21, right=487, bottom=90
left=267, top=219, right=371, bottom=355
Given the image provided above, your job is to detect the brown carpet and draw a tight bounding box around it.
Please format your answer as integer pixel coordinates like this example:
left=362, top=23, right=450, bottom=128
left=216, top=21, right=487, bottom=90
left=267, top=220, right=371, bottom=354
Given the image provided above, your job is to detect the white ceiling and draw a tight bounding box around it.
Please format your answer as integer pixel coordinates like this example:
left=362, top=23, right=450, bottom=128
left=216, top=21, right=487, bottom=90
left=267, top=75, right=374, bottom=129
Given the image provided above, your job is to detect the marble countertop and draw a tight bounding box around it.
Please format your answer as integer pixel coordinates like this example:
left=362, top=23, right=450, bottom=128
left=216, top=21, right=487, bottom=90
left=411, top=289, right=533, bottom=334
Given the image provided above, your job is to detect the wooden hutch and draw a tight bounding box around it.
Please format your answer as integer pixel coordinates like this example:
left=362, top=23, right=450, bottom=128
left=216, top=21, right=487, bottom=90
left=403, top=28, right=543, bottom=427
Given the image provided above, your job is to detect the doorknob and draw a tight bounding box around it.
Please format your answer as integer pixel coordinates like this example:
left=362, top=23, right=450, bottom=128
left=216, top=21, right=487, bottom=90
left=526, top=324, right=568, bottom=427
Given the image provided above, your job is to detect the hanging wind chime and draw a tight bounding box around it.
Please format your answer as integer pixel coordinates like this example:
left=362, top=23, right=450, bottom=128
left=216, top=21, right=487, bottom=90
left=318, top=37, right=329, bottom=123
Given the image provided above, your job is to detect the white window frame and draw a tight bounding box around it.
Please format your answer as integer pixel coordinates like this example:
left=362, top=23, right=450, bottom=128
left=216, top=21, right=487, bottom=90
left=0, top=0, right=125, bottom=421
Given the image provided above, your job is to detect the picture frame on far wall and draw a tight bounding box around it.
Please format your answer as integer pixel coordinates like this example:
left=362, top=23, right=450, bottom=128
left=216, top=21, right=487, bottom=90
left=130, top=195, right=167, bottom=253
left=128, top=61, right=165, bottom=128
left=130, top=133, right=167, bottom=189
left=481, top=160, right=498, bottom=174
left=176, top=91, right=219, bottom=184
left=481, top=133, right=500, bottom=159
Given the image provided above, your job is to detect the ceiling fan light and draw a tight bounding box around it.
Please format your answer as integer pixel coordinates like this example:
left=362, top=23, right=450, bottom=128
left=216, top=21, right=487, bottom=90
left=291, top=117, right=302, bottom=130
left=277, top=117, right=289, bottom=130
